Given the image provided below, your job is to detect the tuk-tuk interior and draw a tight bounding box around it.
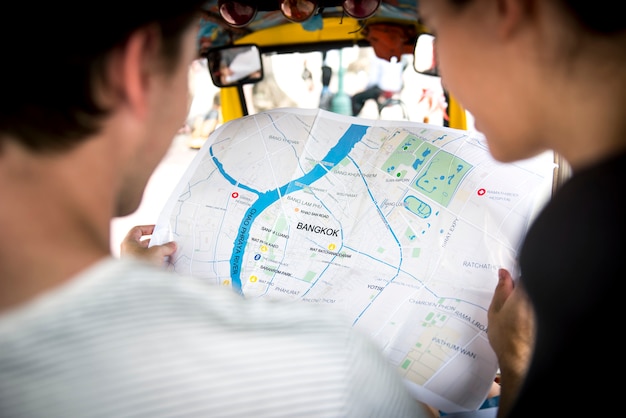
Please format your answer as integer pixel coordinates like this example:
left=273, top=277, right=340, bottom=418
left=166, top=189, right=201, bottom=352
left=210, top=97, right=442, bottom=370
left=194, top=1, right=466, bottom=128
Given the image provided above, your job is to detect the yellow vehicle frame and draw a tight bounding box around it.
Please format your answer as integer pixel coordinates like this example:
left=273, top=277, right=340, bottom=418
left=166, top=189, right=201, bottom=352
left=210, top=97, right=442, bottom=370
left=217, top=17, right=468, bottom=130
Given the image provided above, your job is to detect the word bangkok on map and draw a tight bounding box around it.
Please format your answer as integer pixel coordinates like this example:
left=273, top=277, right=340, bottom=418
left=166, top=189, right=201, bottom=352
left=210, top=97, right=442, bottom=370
left=151, top=108, right=554, bottom=413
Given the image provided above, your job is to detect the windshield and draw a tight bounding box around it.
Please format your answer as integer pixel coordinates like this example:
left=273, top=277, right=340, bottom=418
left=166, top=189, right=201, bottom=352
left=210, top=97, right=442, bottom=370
left=241, top=45, right=450, bottom=126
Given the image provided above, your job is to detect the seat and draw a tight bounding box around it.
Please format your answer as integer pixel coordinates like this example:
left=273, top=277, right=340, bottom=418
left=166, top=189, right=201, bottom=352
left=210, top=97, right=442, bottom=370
left=377, top=90, right=408, bottom=120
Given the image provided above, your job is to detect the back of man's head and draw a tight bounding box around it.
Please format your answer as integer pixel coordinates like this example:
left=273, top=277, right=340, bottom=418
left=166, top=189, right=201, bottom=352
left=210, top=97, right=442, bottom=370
left=1, top=1, right=207, bottom=153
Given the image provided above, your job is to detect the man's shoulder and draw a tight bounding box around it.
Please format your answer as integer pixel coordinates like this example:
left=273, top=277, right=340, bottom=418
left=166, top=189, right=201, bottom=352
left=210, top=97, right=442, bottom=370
left=0, top=259, right=427, bottom=418
left=0, top=257, right=355, bottom=341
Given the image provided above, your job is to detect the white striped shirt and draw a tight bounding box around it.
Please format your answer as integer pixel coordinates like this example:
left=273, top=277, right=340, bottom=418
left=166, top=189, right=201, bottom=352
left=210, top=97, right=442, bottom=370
left=0, top=258, right=429, bottom=418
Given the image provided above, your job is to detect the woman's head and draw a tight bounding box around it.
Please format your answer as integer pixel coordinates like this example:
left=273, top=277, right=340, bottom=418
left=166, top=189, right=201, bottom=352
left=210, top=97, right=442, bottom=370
left=418, top=0, right=626, bottom=164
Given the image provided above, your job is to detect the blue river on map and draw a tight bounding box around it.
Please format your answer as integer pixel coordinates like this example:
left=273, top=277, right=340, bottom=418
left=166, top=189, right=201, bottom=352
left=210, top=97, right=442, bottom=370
left=209, top=123, right=369, bottom=294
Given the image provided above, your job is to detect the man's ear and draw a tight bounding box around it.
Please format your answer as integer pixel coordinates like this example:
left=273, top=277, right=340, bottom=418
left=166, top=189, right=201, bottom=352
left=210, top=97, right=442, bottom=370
left=114, top=26, right=160, bottom=119
left=496, top=0, right=533, bottom=38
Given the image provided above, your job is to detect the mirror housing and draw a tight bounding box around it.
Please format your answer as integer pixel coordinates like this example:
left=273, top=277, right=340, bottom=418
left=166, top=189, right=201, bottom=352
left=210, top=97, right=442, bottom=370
left=413, top=33, right=438, bottom=76
left=206, top=44, right=263, bottom=88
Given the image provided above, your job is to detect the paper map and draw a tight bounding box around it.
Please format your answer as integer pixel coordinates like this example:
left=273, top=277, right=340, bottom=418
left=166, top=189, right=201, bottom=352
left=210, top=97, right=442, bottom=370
left=151, top=108, right=554, bottom=412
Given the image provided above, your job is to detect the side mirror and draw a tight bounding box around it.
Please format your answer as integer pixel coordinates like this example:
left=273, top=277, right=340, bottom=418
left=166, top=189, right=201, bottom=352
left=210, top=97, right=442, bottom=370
left=413, top=34, right=438, bottom=76
left=206, top=44, right=263, bottom=88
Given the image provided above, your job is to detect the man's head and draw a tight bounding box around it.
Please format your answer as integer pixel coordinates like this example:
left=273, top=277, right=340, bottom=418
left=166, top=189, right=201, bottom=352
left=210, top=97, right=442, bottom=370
left=0, top=2, right=207, bottom=155
left=0, top=2, right=209, bottom=220
left=362, top=22, right=417, bottom=61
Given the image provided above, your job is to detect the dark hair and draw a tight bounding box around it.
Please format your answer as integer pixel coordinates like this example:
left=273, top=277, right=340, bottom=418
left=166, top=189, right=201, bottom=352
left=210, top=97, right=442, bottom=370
left=446, top=0, right=626, bottom=35
left=559, top=0, right=626, bottom=34
left=0, top=2, right=207, bottom=153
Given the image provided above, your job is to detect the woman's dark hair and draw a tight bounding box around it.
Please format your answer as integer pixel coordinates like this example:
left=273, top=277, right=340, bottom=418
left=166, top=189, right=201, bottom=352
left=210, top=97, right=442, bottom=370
left=0, top=1, right=207, bottom=153
left=446, top=0, right=626, bottom=34
left=561, top=0, right=626, bottom=34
